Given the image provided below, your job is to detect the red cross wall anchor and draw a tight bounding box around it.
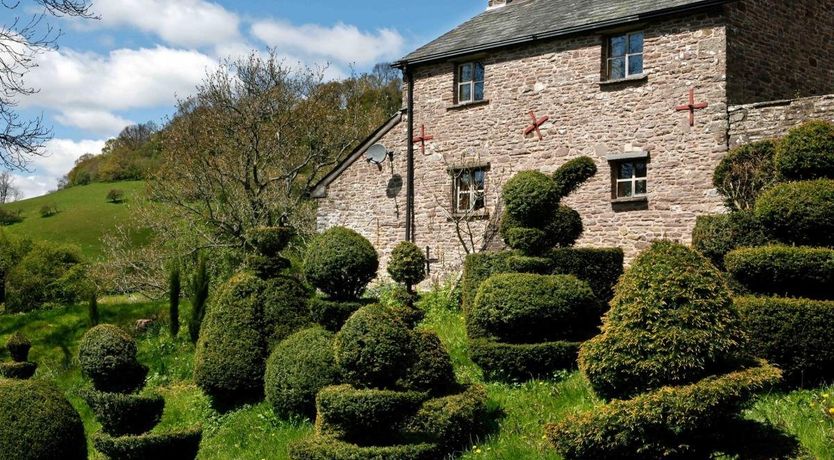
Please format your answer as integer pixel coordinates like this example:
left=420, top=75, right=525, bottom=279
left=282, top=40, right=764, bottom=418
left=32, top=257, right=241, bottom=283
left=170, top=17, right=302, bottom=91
left=412, top=124, right=434, bottom=155
left=676, top=87, right=709, bottom=127
left=523, top=111, right=549, bottom=140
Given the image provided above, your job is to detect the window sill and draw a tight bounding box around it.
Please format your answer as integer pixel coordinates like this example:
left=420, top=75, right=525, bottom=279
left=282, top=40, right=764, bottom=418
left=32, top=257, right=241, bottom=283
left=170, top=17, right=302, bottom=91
left=448, top=211, right=490, bottom=221
left=611, top=196, right=648, bottom=204
left=599, top=74, right=648, bottom=86
left=447, top=99, right=490, bottom=111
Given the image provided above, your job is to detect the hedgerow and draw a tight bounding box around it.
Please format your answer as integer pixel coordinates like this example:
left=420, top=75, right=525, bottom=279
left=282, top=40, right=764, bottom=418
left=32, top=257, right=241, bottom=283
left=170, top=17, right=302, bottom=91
left=691, top=211, right=772, bottom=269
left=755, top=179, right=834, bottom=247
left=469, top=339, right=579, bottom=381
left=774, top=120, right=834, bottom=180
left=725, top=246, right=834, bottom=299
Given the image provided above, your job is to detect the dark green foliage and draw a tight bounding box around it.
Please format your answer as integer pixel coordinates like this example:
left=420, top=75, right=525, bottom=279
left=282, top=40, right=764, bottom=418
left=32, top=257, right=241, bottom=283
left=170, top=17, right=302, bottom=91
left=0, top=207, right=22, bottom=225
left=692, top=211, right=772, bottom=269
left=545, top=205, right=584, bottom=247
left=261, top=276, right=312, bottom=345
left=506, top=255, right=552, bottom=274
left=315, top=385, right=426, bottom=443
left=461, top=252, right=513, bottom=313
left=547, top=363, right=782, bottom=460
left=469, top=273, right=597, bottom=343
left=304, top=227, right=379, bottom=300
left=265, top=327, right=340, bottom=419
left=755, top=179, right=834, bottom=247
left=725, top=246, right=834, bottom=299
left=402, top=384, right=488, bottom=451
left=194, top=272, right=267, bottom=405
left=713, top=140, right=777, bottom=210
left=82, top=390, right=164, bottom=436
left=168, top=261, right=181, bottom=338
left=500, top=206, right=583, bottom=255
left=289, top=437, right=438, bottom=460
left=502, top=170, right=560, bottom=225
left=107, top=189, right=125, bottom=203
left=500, top=220, right=549, bottom=254
left=188, top=253, right=210, bottom=344
left=0, top=231, right=30, bottom=303
left=579, top=242, right=746, bottom=401
left=552, top=156, right=598, bottom=199
left=92, top=428, right=202, bottom=460
left=7, top=331, right=31, bottom=362
left=308, top=297, right=374, bottom=332
left=737, top=296, right=834, bottom=386
left=0, top=361, right=37, bottom=379
left=0, top=379, right=87, bottom=460
left=78, top=324, right=148, bottom=393
left=5, top=241, right=87, bottom=312
left=549, top=248, right=624, bottom=304
left=387, top=241, right=427, bottom=290
left=89, top=292, right=100, bottom=327
left=247, top=226, right=293, bottom=256
left=774, top=120, right=834, bottom=180
left=334, top=305, right=414, bottom=389
left=469, top=339, right=579, bottom=382
left=398, top=331, right=456, bottom=394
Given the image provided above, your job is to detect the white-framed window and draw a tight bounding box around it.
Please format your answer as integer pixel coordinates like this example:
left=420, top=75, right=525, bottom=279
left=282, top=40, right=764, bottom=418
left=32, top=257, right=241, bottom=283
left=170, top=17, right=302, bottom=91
left=457, top=62, right=485, bottom=103
left=452, top=167, right=486, bottom=214
left=614, top=160, right=648, bottom=198
left=606, top=31, right=644, bottom=80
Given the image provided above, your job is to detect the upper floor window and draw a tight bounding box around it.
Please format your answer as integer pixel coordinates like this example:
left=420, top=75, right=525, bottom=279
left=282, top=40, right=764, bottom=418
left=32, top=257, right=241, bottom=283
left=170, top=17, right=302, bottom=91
left=452, top=167, right=486, bottom=214
left=614, top=159, right=647, bottom=199
left=457, top=62, right=485, bottom=103
left=606, top=31, right=644, bottom=80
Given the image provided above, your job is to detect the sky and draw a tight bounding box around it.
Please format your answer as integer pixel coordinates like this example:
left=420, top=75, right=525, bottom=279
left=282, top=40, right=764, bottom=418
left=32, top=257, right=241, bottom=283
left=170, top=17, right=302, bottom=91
left=1, top=0, right=486, bottom=198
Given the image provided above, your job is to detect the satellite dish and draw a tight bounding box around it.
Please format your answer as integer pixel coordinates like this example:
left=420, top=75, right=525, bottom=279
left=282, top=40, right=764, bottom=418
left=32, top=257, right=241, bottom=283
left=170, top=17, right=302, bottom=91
left=365, top=144, right=390, bottom=165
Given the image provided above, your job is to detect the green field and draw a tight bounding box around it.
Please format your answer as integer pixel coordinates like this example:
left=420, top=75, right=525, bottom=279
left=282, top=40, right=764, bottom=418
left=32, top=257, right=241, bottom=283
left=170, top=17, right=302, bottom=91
left=0, top=181, right=147, bottom=259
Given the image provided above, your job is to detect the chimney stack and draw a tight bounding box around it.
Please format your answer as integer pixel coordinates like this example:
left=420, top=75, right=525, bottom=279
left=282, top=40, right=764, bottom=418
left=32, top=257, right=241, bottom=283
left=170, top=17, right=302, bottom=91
left=488, top=0, right=511, bottom=10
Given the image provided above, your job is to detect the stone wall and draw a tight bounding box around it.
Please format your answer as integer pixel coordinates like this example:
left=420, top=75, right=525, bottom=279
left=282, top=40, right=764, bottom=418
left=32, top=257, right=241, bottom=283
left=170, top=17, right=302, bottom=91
left=726, top=0, right=834, bottom=105
left=728, top=94, right=834, bottom=147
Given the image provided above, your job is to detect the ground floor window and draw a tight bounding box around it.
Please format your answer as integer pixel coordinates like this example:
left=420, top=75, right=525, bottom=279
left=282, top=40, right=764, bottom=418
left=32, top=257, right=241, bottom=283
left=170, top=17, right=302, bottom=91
left=452, top=167, right=487, bottom=214
left=613, top=159, right=647, bottom=198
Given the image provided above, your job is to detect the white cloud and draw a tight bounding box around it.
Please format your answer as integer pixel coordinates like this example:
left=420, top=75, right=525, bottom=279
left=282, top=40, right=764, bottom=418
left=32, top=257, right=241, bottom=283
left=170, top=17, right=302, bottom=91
left=12, top=138, right=107, bottom=198
left=55, top=109, right=133, bottom=137
left=251, top=20, right=405, bottom=67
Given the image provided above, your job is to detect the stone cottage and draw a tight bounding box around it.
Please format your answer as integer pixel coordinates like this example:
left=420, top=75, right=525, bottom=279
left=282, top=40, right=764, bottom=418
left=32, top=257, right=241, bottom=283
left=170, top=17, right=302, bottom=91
left=312, top=0, right=834, bottom=281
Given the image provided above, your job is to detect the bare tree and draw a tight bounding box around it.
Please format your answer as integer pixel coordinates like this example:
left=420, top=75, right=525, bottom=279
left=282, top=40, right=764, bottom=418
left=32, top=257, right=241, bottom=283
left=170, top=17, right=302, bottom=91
left=0, top=0, right=96, bottom=169
left=0, top=171, right=20, bottom=203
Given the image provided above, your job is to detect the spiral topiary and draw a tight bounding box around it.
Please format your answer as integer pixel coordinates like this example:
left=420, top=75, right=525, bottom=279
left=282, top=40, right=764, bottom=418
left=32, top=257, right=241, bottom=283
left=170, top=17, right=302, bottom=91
left=303, top=227, right=379, bottom=301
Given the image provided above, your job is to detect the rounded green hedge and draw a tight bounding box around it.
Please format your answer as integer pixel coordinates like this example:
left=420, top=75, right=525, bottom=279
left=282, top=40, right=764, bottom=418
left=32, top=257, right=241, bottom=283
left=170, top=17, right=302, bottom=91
left=334, top=305, right=414, bottom=389
left=247, top=226, right=293, bottom=257
left=469, top=273, right=597, bottom=343
left=289, top=437, right=438, bottom=460
left=387, top=241, right=427, bottom=288
left=725, top=246, right=834, bottom=299
left=78, top=324, right=147, bottom=393
left=308, top=297, right=374, bottom=332
left=264, top=327, right=340, bottom=419
left=552, top=157, right=598, bottom=199
left=691, top=211, right=772, bottom=269
left=501, top=206, right=583, bottom=254
left=194, top=272, right=268, bottom=406
left=579, top=241, right=746, bottom=401
left=0, top=379, right=87, bottom=460
left=469, top=339, right=580, bottom=382
left=502, top=170, right=560, bottom=225
left=0, top=361, right=37, bottom=379
left=713, top=140, right=777, bottom=210
left=403, top=384, right=488, bottom=452
left=82, top=390, right=164, bottom=437
left=303, top=227, right=379, bottom=300
left=775, top=120, right=834, bottom=180
left=261, top=276, right=311, bottom=346
left=755, top=179, right=834, bottom=247
left=92, top=427, right=202, bottom=460
left=399, top=331, right=456, bottom=394
left=7, top=331, right=31, bottom=362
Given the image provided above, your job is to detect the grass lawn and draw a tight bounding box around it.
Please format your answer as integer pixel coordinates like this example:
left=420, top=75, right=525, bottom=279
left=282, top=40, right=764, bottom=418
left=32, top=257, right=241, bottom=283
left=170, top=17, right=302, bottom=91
left=0, top=181, right=148, bottom=260
left=1, top=291, right=833, bottom=459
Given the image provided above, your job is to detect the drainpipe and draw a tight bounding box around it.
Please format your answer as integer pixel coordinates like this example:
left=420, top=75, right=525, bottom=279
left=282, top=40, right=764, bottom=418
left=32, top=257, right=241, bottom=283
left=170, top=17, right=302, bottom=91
left=405, top=64, right=415, bottom=242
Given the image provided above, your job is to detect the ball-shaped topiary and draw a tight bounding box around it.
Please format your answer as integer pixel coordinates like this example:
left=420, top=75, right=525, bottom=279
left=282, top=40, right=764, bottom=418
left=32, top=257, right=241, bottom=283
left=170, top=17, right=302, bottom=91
left=469, top=273, right=597, bottom=344
left=398, top=331, right=456, bottom=394
left=0, top=379, right=87, bottom=460
left=261, top=276, right=312, bottom=346
left=387, top=241, right=427, bottom=289
left=78, top=324, right=147, bottom=393
left=265, top=327, right=340, bottom=418
left=755, top=179, right=834, bottom=247
left=247, top=226, right=293, bottom=257
left=713, top=140, right=777, bottom=210
left=7, top=331, right=31, bottom=362
left=502, top=170, right=560, bottom=225
left=775, top=120, right=834, bottom=180
left=303, top=227, right=379, bottom=300
left=579, top=241, right=747, bottom=400
left=552, top=156, right=598, bottom=199
left=334, top=305, right=415, bottom=389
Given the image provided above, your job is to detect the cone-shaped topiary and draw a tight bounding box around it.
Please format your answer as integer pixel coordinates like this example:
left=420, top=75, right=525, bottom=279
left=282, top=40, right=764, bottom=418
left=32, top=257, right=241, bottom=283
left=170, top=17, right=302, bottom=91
left=774, top=120, right=834, bottom=181
left=304, top=227, right=379, bottom=301
left=579, top=241, right=747, bottom=401
left=754, top=179, right=834, bottom=247
left=78, top=324, right=148, bottom=393
left=0, top=379, right=87, bottom=460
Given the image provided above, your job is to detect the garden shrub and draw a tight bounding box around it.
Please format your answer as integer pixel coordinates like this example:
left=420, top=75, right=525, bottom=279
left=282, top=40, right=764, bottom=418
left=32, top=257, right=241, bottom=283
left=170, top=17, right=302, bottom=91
left=194, top=272, right=268, bottom=405
left=39, top=204, right=58, bottom=218
left=5, top=241, right=87, bottom=312
left=0, top=379, right=87, bottom=460
left=736, top=296, right=834, bottom=386
left=505, top=255, right=552, bottom=274
left=247, top=226, right=292, bottom=257
left=469, top=339, right=579, bottom=381
left=7, top=331, right=31, bottom=362
left=398, top=331, right=456, bottom=394
left=261, top=275, right=312, bottom=345
left=502, top=170, right=559, bottom=226
left=468, top=273, right=597, bottom=343
left=461, top=252, right=513, bottom=313
left=387, top=241, right=427, bottom=291
left=725, top=246, right=834, bottom=299
left=92, top=427, right=202, bottom=460
left=402, top=384, right=488, bottom=451
left=774, top=120, right=834, bottom=180
left=0, top=361, right=37, bottom=379
left=106, top=189, right=125, bottom=203
left=82, top=390, right=164, bottom=436
left=553, top=157, right=598, bottom=198
left=303, top=227, right=379, bottom=300
left=308, top=297, right=374, bottom=332
left=334, top=304, right=415, bottom=389
left=0, top=207, right=22, bottom=225
left=547, top=362, right=782, bottom=460
left=713, top=140, right=777, bottom=210
left=500, top=221, right=550, bottom=254
left=265, top=327, right=340, bottom=419
left=500, top=206, right=584, bottom=254
left=0, top=231, right=30, bottom=303
left=78, top=324, right=148, bottom=393
left=289, top=437, right=438, bottom=460
left=755, top=179, right=834, bottom=247
left=579, top=241, right=746, bottom=400
left=692, top=211, right=772, bottom=269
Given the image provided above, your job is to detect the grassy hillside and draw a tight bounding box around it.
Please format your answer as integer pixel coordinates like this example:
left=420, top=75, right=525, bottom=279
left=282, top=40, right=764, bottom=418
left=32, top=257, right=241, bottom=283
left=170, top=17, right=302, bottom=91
left=0, top=181, right=147, bottom=259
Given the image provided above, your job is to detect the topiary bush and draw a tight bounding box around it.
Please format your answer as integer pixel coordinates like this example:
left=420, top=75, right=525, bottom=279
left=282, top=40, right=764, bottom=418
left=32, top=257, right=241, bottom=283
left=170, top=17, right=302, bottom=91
left=308, top=297, right=374, bottom=332
left=0, top=379, right=87, bottom=460
left=398, top=331, right=456, bottom=394
left=724, top=246, right=834, bottom=299
left=0, top=361, right=37, bottom=379
left=736, top=296, right=834, bottom=387
left=579, top=241, right=746, bottom=401
left=552, top=157, right=598, bottom=198
left=82, top=390, right=164, bottom=436
left=247, top=226, right=293, bottom=257
left=303, top=227, right=378, bottom=300
left=469, top=339, right=579, bottom=381
left=261, top=276, right=312, bottom=346
left=755, top=179, right=834, bottom=247
left=5, top=241, right=88, bottom=312
left=402, top=384, right=488, bottom=451
left=713, top=140, right=777, bottom=210
left=387, top=241, right=427, bottom=292
left=290, top=437, right=438, bottom=460
left=78, top=324, right=148, bottom=393
left=692, top=211, right=772, bottom=269
left=774, top=120, right=834, bottom=181
left=7, top=331, right=31, bottom=362
left=502, top=170, right=560, bottom=226
left=265, top=327, right=340, bottom=419
left=92, top=428, right=202, bottom=460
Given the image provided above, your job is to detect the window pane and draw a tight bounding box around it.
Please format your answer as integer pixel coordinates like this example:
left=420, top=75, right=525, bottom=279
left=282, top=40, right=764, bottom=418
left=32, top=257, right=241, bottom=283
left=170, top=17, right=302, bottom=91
left=635, top=161, right=647, bottom=178
left=458, top=173, right=472, bottom=191
left=474, top=82, right=484, bottom=101
left=473, top=169, right=485, bottom=189
left=628, top=32, right=644, bottom=54
left=609, top=35, right=626, bottom=57
left=636, top=180, right=647, bottom=195
left=458, top=193, right=470, bottom=212
left=608, top=57, right=625, bottom=80
left=460, top=63, right=473, bottom=82
left=473, top=193, right=485, bottom=211
left=474, top=63, right=485, bottom=82
left=618, top=162, right=634, bottom=179
left=628, top=54, right=643, bottom=76
left=459, top=83, right=472, bottom=102
left=617, top=182, right=633, bottom=198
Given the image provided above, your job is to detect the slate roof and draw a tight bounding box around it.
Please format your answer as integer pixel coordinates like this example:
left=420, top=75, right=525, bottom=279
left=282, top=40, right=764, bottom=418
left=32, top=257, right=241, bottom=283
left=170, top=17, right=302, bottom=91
left=397, top=0, right=730, bottom=66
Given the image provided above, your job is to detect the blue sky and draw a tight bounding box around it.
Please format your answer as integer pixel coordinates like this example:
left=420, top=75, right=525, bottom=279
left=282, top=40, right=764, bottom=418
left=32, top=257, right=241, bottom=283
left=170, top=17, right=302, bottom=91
left=1, top=0, right=485, bottom=198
